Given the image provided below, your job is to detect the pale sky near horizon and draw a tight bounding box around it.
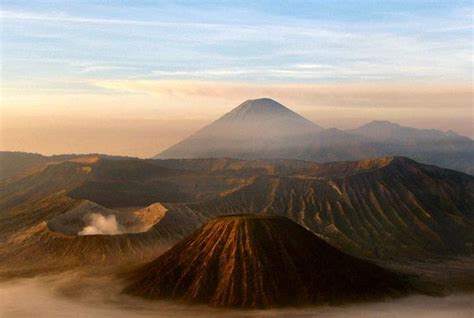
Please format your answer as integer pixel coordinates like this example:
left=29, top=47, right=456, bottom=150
left=1, top=1, right=473, bottom=157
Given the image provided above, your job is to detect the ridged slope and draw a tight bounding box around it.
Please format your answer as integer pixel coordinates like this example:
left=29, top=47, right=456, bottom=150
left=1, top=156, right=472, bottom=274
left=125, top=215, right=409, bottom=308
left=187, top=157, right=474, bottom=259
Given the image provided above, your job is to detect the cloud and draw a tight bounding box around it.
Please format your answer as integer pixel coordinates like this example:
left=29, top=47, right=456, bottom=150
left=1, top=6, right=472, bottom=83
left=0, top=9, right=221, bottom=28
left=78, top=214, right=122, bottom=236
left=78, top=66, right=136, bottom=74
left=92, top=80, right=473, bottom=110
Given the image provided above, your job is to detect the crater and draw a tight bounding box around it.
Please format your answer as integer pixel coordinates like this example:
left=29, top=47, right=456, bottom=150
left=47, top=200, right=167, bottom=236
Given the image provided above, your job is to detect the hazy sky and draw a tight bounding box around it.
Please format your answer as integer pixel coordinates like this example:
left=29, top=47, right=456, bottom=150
left=1, top=0, right=473, bottom=157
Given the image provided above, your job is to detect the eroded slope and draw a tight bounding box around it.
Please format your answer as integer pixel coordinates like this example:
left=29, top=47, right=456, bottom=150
left=125, top=215, right=410, bottom=308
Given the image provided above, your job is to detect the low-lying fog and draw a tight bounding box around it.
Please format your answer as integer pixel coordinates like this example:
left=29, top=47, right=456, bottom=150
left=0, top=273, right=472, bottom=318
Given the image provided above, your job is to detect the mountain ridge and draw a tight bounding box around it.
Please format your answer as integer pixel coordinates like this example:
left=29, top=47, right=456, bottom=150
left=153, top=99, right=473, bottom=174
left=0, top=154, right=472, bottom=277
left=348, top=120, right=471, bottom=143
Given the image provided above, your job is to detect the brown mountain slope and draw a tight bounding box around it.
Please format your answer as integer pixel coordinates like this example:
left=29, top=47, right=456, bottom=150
left=0, top=157, right=256, bottom=214
left=0, top=157, right=263, bottom=274
left=0, top=151, right=128, bottom=182
left=0, top=152, right=47, bottom=181
left=125, top=215, right=410, bottom=308
left=187, top=157, right=474, bottom=259
left=0, top=156, right=472, bottom=276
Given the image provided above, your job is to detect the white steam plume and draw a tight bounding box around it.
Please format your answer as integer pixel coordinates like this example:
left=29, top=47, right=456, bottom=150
left=78, top=213, right=122, bottom=235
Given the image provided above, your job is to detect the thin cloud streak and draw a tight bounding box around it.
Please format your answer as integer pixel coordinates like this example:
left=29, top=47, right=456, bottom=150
left=2, top=6, right=472, bottom=83
left=0, top=9, right=343, bottom=38
left=92, top=80, right=473, bottom=109
left=0, top=10, right=223, bottom=28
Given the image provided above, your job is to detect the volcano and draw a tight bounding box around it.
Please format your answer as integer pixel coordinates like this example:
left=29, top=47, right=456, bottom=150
left=153, top=98, right=474, bottom=174
left=124, top=215, right=409, bottom=308
left=155, top=98, right=323, bottom=159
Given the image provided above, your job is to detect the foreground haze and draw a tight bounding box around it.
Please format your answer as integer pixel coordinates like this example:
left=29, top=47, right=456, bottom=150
left=1, top=275, right=473, bottom=318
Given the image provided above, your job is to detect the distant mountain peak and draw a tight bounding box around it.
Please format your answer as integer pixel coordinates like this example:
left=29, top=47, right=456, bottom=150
left=155, top=98, right=323, bottom=159
left=362, top=120, right=401, bottom=128
left=349, top=120, right=471, bottom=144
left=241, top=97, right=281, bottom=105
left=220, top=97, right=314, bottom=123
left=213, top=97, right=321, bottom=131
left=231, top=98, right=289, bottom=113
left=153, top=99, right=473, bottom=175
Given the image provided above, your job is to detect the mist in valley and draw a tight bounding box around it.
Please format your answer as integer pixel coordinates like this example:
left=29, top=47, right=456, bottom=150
left=1, top=273, right=472, bottom=318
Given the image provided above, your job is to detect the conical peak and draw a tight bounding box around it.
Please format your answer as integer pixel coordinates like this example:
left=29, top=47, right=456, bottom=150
left=231, top=98, right=294, bottom=116
left=206, top=214, right=294, bottom=229
left=199, top=214, right=298, bottom=241
left=125, top=214, right=409, bottom=308
left=240, top=98, right=285, bottom=109
left=215, top=213, right=286, bottom=220
left=154, top=97, right=322, bottom=159
left=218, top=98, right=318, bottom=128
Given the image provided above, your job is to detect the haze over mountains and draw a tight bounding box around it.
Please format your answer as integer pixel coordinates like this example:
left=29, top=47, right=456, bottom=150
left=155, top=98, right=474, bottom=175
left=157, top=98, right=322, bottom=160
left=0, top=99, right=473, bottom=309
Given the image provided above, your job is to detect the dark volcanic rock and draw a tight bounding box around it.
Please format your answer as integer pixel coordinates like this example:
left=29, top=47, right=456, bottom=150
left=124, top=215, right=410, bottom=308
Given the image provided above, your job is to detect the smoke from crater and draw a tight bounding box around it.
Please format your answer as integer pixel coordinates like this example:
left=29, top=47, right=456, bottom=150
left=78, top=213, right=122, bottom=235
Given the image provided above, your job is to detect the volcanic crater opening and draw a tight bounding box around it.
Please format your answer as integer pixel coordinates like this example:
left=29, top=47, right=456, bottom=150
left=47, top=200, right=167, bottom=236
